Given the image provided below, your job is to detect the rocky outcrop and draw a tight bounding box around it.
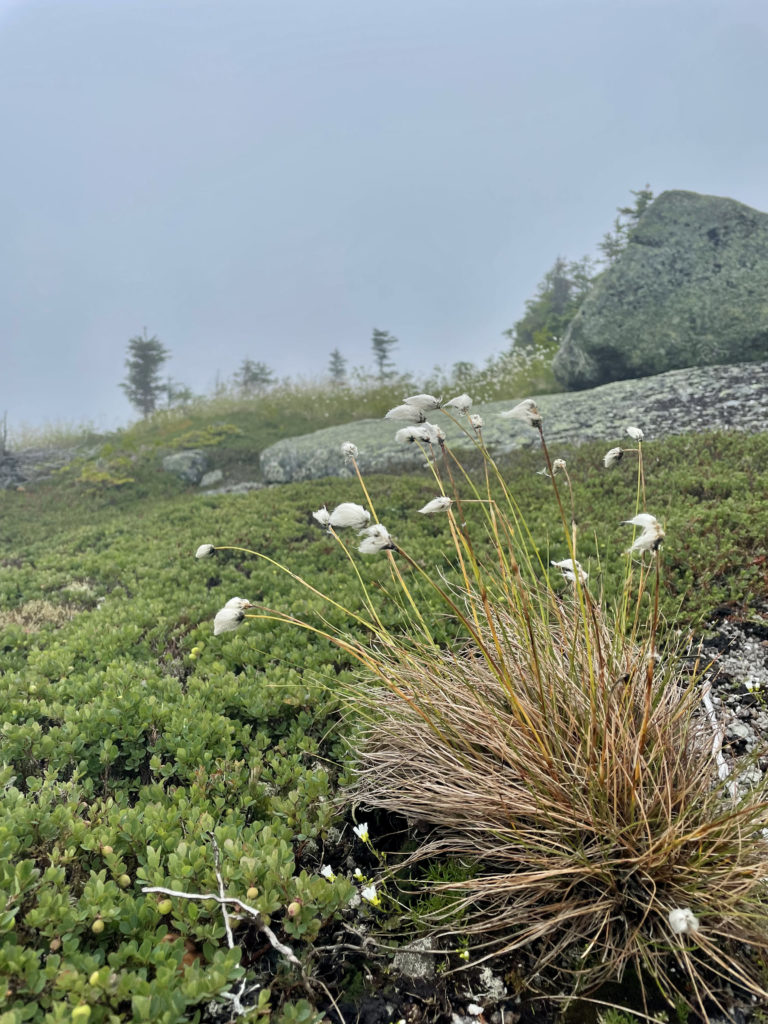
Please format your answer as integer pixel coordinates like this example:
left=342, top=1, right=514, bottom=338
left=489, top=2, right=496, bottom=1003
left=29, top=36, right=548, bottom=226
left=161, top=450, right=209, bottom=484
left=553, top=191, right=768, bottom=390
left=0, top=444, right=97, bottom=490
left=259, top=360, right=768, bottom=484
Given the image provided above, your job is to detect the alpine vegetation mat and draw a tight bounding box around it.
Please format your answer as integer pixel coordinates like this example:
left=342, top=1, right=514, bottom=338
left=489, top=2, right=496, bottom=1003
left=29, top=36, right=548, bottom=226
left=201, top=397, right=768, bottom=1020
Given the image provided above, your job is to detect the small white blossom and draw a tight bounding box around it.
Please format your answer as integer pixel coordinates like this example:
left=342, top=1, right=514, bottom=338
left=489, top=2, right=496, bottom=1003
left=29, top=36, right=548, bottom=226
left=626, top=426, right=644, bottom=441
left=224, top=597, right=252, bottom=610
left=195, top=544, right=215, bottom=559
left=458, top=949, right=470, bottom=961
left=603, top=446, right=624, bottom=468
left=352, top=822, right=370, bottom=843
left=623, top=513, right=665, bottom=554
left=551, top=558, right=588, bottom=584
left=444, top=393, right=472, bottom=414
left=361, top=884, right=380, bottom=906
left=468, top=414, right=484, bottom=430
left=213, top=606, right=245, bottom=636
left=467, top=1005, right=484, bottom=1017
left=358, top=524, right=395, bottom=554
left=341, top=441, right=359, bottom=462
left=329, top=503, right=371, bottom=529
left=668, top=907, right=699, bottom=935
left=403, top=393, right=441, bottom=411
left=353, top=868, right=364, bottom=880
left=386, top=404, right=426, bottom=423
left=312, top=506, right=331, bottom=528
left=320, top=864, right=335, bottom=881
left=418, top=496, right=453, bottom=515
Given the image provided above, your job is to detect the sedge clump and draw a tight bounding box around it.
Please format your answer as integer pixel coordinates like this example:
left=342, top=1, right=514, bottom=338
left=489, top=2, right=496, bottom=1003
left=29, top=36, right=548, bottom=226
left=201, top=399, right=768, bottom=1017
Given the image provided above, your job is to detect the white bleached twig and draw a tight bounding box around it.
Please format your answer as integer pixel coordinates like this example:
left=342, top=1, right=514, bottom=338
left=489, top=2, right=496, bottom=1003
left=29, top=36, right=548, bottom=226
left=701, top=681, right=738, bottom=799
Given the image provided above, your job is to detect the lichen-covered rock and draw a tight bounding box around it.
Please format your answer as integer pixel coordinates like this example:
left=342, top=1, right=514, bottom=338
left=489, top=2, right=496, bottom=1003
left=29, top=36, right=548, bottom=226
left=554, top=190, right=768, bottom=389
left=161, top=449, right=209, bottom=484
left=259, top=361, right=768, bottom=484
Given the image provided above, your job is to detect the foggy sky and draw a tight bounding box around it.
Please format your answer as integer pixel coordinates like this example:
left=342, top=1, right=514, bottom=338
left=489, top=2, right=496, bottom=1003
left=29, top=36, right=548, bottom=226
left=2, top=0, right=768, bottom=435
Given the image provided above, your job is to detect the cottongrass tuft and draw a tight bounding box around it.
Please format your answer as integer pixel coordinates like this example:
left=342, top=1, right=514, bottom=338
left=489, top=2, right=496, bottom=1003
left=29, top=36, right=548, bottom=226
left=329, top=503, right=371, bottom=529
left=624, top=513, right=665, bottom=554
left=358, top=524, right=395, bottom=554
left=417, top=496, right=453, bottom=515
left=403, top=393, right=442, bottom=412
left=386, top=404, right=427, bottom=423
left=627, top=426, right=645, bottom=441
left=550, top=557, right=587, bottom=583
left=213, top=605, right=245, bottom=635
left=443, top=393, right=472, bottom=414
left=603, top=446, right=624, bottom=468
left=195, top=543, right=215, bottom=559
left=499, top=398, right=542, bottom=427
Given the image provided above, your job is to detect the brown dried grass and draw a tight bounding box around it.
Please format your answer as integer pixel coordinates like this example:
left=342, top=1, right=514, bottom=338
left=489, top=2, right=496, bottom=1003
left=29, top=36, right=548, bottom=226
left=348, top=589, right=768, bottom=1015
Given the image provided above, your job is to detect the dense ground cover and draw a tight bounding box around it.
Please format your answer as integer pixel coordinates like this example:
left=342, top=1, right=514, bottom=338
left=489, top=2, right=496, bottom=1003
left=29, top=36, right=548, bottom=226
left=1, top=419, right=768, bottom=1023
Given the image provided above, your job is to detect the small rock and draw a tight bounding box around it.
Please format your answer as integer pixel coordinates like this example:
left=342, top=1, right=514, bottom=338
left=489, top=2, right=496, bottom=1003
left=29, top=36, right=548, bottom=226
left=161, top=450, right=209, bottom=484
left=392, top=936, right=437, bottom=981
left=199, top=469, right=224, bottom=488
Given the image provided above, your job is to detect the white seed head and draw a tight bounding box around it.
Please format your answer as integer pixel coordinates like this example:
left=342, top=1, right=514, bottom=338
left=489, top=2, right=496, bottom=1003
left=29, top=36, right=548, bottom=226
left=195, top=544, right=215, bottom=559
left=626, top=426, right=644, bottom=441
left=341, top=441, right=359, bottom=462
left=553, top=458, right=567, bottom=472
left=213, top=606, right=245, bottom=636
left=499, top=398, right=542, bottom=428
left=468, top=414, right=484, bottom=430
left=329, top=503, right=371, bottom=529
left=603, top=447, right=624, bottom=468
left=312, top=506, right=331, bottom=527
left=386, top=404, right=426, bottom=423
left=403, top=393, right=441, bottom=412
left=623, top=514, right=665, bottom=554
left=668, top=907, right=699, bottom=935
left=224, top=597, right=252, bottom=610
left=418, top=496, right=453, bottom=515
left=444, top=393, right=472, bottom=414
left=358, top=524, right=395, bottom=554
left=551, top=558, right=588, bottom=583
left=395, top=423, right=443, bottom=445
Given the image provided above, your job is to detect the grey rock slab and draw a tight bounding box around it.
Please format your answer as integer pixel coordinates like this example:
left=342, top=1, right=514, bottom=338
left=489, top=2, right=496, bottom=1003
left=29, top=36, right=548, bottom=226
left=554, top=190, right=768, bottom=389
left=161, top=449, right=209, bottom=484
left=259, top=361, right=768, bottom=484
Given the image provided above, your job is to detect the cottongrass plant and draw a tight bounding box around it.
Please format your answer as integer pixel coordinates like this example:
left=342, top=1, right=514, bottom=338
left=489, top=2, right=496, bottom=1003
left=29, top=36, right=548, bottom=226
left=200, top=408, right=768, bottom=1018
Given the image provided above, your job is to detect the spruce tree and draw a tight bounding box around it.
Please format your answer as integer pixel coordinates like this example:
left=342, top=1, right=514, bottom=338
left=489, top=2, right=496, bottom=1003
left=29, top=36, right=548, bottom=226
left=120, top=330, right=170, bottom=417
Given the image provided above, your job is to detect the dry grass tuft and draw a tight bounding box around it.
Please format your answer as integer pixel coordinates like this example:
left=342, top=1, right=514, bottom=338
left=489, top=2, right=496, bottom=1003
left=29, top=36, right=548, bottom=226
left=349, top=589, right=768, bottom=1015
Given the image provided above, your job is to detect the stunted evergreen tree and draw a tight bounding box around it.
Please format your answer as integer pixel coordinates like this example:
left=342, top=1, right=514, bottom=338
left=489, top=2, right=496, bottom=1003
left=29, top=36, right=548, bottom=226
left=328, top=348, right=347, bottom=384
left=233, top=359, right=275, bottom=395
left=506, top=255, right=597, bottom=350
left=120, top=330, right=170, bottom=417
left=371, top=328, right=398, bottom=380
left=598, top=185, right=654, bottom=266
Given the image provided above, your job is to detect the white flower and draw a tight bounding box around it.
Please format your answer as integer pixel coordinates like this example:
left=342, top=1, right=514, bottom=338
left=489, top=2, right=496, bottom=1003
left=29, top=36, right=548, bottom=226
left=312, top=506, right=331, bottom=528
left=213, top=606, right=246, bottom=636
left=603, top=446, right=624, bottom=468
left=623, top=513, right=665, bottom=554
left=626, top=426, right=644, bottom=441
left=668, top=907, right=699, bottom=935
left=395, top=422, right=444, bottom=446
left=403, top=393, right=441, bottom=411
left=329, top=503, right=371, bottom=529
left=386, top=404, right=426, bottom=423
left=353, top=868, right=364, bottom=880
left=444, top=393, right=472, bottom=414
left=195, top=544, right=215, bottom=559
left=458, top=949, right=470, bottom=961
left=320, top=865, right=335, bottom=881
left=468, top=414, right=484, bottom=430
left=500, top=398, right=542, bottom=427
left=623, top=513, right=659, bottom=528
left=551, top=558, right=588, bottom=584
left=361, top=884, right=380, bottom=906
left=358, top=524, right=395, bottom=554
left=341, top=441, right=359, bottom=462
left=224, top=597, right=252, bottom=610
left=467, top=1005, right=484, bottom=1017
left=352, top=822, right=369, bottom=843
left=418, top=496, right=453, bottom=515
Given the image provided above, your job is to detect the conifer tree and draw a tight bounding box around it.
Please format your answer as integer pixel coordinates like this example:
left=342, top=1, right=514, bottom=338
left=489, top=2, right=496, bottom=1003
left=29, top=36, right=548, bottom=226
left=120, top=329, right=170, bottom=417
left=371, top=328, right=398, bottom=380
